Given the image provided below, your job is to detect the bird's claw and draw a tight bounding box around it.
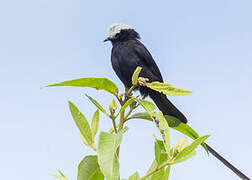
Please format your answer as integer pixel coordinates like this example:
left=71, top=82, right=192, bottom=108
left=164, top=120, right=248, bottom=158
left=125, top=92, right=133, bottom=100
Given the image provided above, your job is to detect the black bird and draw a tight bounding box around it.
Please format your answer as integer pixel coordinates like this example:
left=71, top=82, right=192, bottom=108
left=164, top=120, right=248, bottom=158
left=104, top=23, right=187, bottom=123
left=104, top=23, right=250, bottom=180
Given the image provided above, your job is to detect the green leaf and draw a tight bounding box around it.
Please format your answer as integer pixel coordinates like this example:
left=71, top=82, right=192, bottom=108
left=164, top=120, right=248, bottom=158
left=136, top=99, right=156, bottom=114
left=46, top=77, right=118, bottom=95
left=164, top=115, right=209, bottom=154
left=80, top=133, right=89, bottom=145
left=164, top=166, right=171, bottom=180
left=98, top=132, right=123, bottom=180
left=86, top=94, right=109, bottom=116
left=78, top=155, right=104, bottom=180
left=109, top=99, right=117, bottom=115
left=69, top=101, right=92, bottom=145
left=128, top=112, right=209, bottom=154
left=155, top=139, right=168, bottom=165
left=172, top=151, right=197, bottom=164
left=128, top=112, right=152, bottom=121
left=173, top=135, right=210, bottom=162
left=115, top=98, right=135, bottom=118
left=58, top=170, right=66, bottom=177
left=128, top=172, right=140, bottom=180
left=132, top=66, right=142, bottom=85
left=145, top=160, right=158, bottom=180
left=52, top=170, right=70, bottom=180
left=91, top=109, right=100, bottom=140
left=151, top=169, right=164, bottom=180
left=153, top=112, right=170, bottom=153
left=136, top=99, right=170, bottom=153
left=146, top=81, right=192, bottom=96
left=108, top=126, right=129, bottom=134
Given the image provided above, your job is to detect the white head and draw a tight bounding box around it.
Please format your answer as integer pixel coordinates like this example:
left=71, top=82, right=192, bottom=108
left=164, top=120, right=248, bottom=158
left=107, top=23, right=133, bottom=39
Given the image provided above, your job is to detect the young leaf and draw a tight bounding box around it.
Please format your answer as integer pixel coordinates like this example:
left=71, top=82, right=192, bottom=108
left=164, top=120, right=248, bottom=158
left=115, top=98, right=135, bottom=118
left=91, top=109, right=100, bottom=140
left=79, top=134, right=89, bottom=145
left=171, top=151, right=197, bottom=164
left=128, top=172, right=140, bottom=180
left=78, top=155, right=104, bottom=180
left=136, top=99, right=156, bottom=114
left=69, top=101, right=92, bottom=145
left=98, top=132, right=123, bottom=180
left=179, top=137, right=187, bottom=152
left=151, top=169, right=164, bottom=180
left=144, top=160, right=158, bottom=180
left=109, top=99, right=117, bottom=115
left=164, top=166, right=171, bottom=180
left=173, top=135, right=210, bottom=162
left=153, top=111, right=170, bottom=153
left=155, top=139, right=168, bottom=165
left=46, top=77, right=118, bottom=96
left=132, top=66, right=142, bottom=85
left=128, top=112, right=209, bottom=154
left=85, top=94, right=109, bottom=116
left=164, top=115, right=209, bottom=154
left=128, top=112, right=152, bottom=121
left=52, top=170, right=70, bottom=180
left=108, top=126, right=129, bottom=134
left=146, top=81, right=192, bottom=96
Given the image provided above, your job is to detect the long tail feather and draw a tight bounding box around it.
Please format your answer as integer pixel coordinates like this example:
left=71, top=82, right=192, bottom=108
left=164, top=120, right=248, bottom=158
left=149, top=90, right=188, bottom=123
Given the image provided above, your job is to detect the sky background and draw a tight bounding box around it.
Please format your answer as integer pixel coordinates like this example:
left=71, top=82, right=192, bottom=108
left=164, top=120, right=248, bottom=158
left=0, top=0, right=251, bottom=179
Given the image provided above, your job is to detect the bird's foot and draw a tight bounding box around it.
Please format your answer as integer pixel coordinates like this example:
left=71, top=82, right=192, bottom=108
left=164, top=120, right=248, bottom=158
left=125, top=91, right=133, bottom=100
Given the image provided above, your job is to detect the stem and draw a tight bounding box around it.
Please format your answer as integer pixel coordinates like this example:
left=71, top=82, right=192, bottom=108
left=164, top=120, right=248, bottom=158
left=123, top=85, right=137, bottom=104
left=111, top=116, right=118, bottom=133
left=115, top=94, right=123, bottom=106
left=124, top=107, right=134, bottom=121
left=140, top=161, right=171, bottom=180
left=90, top=144, right=98, bottom=152
left=124, top=102, right=139, bottom=122
left=118, top=110, right=125, bottom=132
left=128, top=85, right=136, bottom=95
left=116, top=110, right=125, bottom=157
left=116, top=85, right=137, bottom=156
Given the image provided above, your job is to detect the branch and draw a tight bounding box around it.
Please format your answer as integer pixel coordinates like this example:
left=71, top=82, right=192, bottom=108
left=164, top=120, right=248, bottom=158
left=110, top=115, right=118, bottom=133
left=140, top=161, right=171, bottom=180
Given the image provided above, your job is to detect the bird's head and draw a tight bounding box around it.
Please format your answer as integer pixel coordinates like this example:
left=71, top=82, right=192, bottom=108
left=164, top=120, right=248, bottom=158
left=104, top=23, right=140, bottom=43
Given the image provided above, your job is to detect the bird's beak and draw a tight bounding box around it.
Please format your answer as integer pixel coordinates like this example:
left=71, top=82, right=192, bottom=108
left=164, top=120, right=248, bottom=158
left=103, top=37, right=110, bottom=42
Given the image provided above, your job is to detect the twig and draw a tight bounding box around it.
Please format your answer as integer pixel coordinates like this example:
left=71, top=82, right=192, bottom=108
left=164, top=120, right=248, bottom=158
left=205, top=143, right=251, bottom=180
left=140, top=161, right=171, bottom=180
left=110, top=116, right=118, bottom=133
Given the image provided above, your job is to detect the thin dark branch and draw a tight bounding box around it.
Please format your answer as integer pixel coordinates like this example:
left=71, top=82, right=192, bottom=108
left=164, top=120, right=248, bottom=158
left=205, top=143, right=250, bottom=180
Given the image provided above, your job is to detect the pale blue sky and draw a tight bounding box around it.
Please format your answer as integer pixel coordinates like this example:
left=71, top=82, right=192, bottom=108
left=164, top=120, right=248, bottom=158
left=0, top=0, right=251, bottom=179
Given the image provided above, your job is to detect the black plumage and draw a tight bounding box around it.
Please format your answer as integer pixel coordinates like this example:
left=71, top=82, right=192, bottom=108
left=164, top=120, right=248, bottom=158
left=104, top=29, right=187, bottom=123
left=105, top=28, right=187, bottom=123
left=104, top=25, right=250, bottom=180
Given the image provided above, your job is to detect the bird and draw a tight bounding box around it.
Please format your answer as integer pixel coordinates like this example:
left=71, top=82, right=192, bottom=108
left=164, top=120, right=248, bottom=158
left=104, top=23, right=250, bottom=180
left=104, top=23, right=188, bottom=123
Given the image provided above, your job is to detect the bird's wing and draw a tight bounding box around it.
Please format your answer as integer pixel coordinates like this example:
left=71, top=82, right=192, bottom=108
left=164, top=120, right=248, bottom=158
left=134, top=41, right=164, bottom=82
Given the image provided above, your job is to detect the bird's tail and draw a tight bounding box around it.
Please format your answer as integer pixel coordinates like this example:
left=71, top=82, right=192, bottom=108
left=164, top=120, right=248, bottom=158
left=149, top=90, right=188, bottom=123
left=148, top=91, right=250, bottom=179
left=205, top=143, right=250, bottom=180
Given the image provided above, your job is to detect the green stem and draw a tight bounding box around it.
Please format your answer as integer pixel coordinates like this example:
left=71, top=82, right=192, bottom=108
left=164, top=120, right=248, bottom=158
left=123, top=85, right=137, bottom=104
left=116, top=85, right=137, bottom=156
left=124, top=102, right=139, bottom=122
left=118, top=110, right=125, bottom=132
left=111, top=116, right=118, bottom=133
left=140, top=161, right=171, bottom=180
left=90, top=143, right=97, bottom=152
left=115, top=94, right=123, bottom=106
